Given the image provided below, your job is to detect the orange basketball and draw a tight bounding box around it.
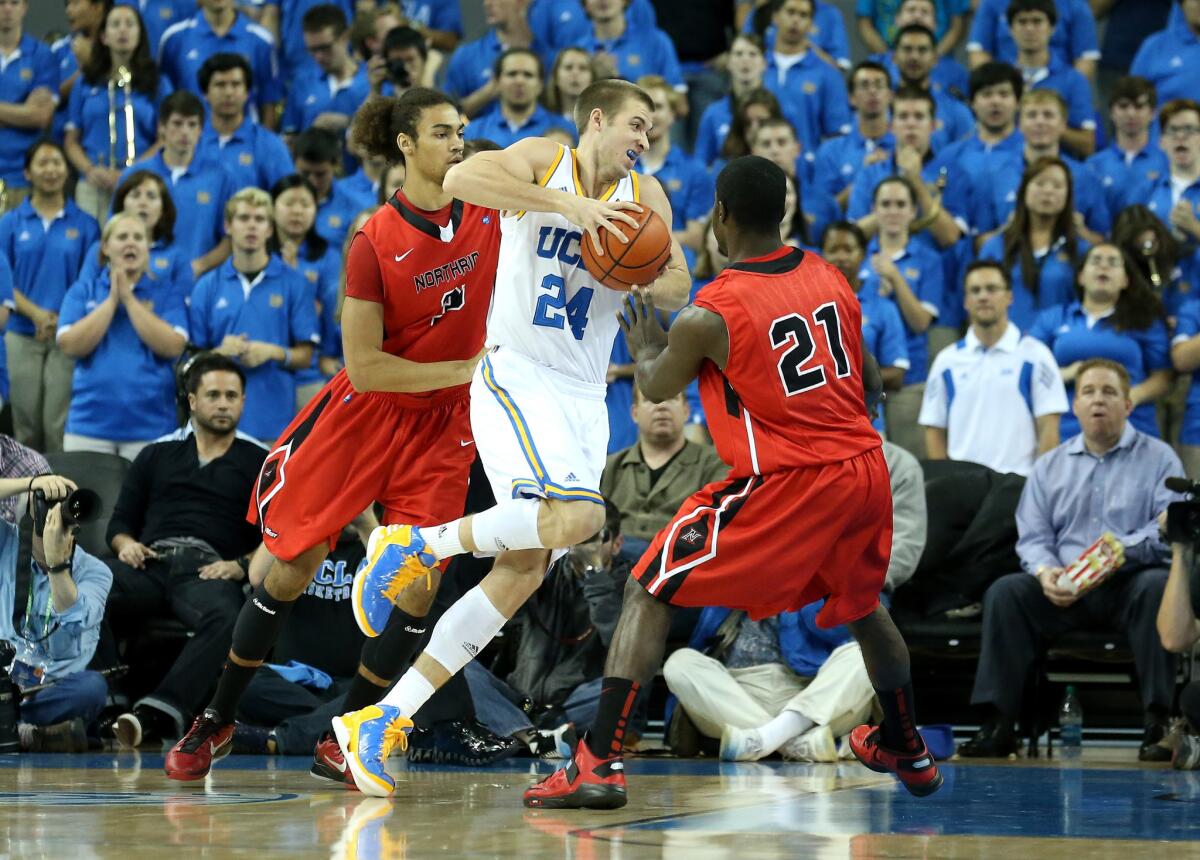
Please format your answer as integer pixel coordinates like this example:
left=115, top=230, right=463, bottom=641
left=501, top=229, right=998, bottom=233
left=580, top=207, right=672, bottom=292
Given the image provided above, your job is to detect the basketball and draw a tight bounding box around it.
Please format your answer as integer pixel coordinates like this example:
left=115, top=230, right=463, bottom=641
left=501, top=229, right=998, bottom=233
left=580, top=207, right=672, bottom=291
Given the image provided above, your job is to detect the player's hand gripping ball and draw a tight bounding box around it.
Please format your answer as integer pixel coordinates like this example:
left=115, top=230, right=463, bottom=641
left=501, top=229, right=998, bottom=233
left=581, top=207, right=672, bottom=291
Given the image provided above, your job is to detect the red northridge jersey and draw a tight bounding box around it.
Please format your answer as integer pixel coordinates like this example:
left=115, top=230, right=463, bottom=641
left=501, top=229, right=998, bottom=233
left=694, top=246, right=880, bottom=476
left=345, top=192, right=501, bottom=399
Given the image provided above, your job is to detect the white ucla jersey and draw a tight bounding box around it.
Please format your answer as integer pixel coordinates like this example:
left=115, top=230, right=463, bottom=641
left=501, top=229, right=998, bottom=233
left=486, top=144, right=640, bottom=386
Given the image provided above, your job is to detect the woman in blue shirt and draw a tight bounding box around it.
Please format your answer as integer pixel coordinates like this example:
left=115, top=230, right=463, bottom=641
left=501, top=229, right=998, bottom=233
left=544, top=47, right=595, bottom=128
left=56, top=212, right=188, bottom=459
left=978, top=156, right=1087, bottom=333
left=63, top=4, right=170, bottom=221
left=1030, top=243, right=1171, bottom=440
left=77, top=170, right=192, bottom=296
left=0, top=140, right=101, bottom=454
left=270, top=176, right=343, bottom=409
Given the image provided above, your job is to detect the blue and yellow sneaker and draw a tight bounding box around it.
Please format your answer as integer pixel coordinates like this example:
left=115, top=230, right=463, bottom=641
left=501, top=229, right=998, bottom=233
left=352, top=524, right=437, bottom=638
left=331, top=704, right=414, bottom=798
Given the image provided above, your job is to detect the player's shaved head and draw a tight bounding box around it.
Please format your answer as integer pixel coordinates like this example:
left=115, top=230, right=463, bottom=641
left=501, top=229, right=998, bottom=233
left=715, top=156, right=787, bottom=235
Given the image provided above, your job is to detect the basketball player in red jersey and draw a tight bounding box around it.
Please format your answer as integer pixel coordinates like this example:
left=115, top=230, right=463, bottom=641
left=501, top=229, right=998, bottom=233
left=526, top=156, right=943, bottom=809
left=165, top=89, right=502, bottom=784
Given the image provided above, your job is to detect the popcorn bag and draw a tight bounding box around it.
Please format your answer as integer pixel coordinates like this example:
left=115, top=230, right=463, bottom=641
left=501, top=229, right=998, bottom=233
left=1057, top=534, right=1125, bottom=596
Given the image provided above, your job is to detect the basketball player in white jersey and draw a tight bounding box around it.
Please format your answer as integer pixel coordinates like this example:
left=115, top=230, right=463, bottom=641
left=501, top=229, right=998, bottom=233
left=332, top=79, right=691, bottom=796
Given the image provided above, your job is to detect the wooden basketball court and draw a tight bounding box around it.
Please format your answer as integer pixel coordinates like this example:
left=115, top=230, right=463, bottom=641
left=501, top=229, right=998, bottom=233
left=1, top=751, right=1196, bottom=858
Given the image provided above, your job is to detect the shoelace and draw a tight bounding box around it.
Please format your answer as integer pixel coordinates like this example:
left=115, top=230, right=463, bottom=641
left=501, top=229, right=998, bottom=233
left=380, top=718, right=413, bottom=760
left=179, top=715, right=221, bottom=753
left=380, top=555, right=433, bottom=604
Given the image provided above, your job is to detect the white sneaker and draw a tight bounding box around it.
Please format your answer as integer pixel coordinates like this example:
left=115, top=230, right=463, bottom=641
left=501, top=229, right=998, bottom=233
left=779, top=725, right=837, bottom=762
left=719, top=726, right=768, bottom=762
left=113, top=712, right=143, bottom=749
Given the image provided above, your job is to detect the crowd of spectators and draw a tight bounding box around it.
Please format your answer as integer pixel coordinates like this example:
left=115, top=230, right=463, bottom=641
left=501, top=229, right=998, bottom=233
left=1, top=0, right=1200, bottom=767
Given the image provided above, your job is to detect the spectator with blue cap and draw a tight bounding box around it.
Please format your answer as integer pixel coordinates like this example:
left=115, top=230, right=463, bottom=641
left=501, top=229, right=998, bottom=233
left=0, top=0, right=57, bottom=211
left=57, top=212, right=188, bottom=459
left=64, top=4, right=172, bottom=222
left=118, top=90, right=236, bottom=280
left=195, top=52, right=294, bottom=193
left=1, top=139, right=100, bottom=454
left=188, top=187, right=319, bottom=443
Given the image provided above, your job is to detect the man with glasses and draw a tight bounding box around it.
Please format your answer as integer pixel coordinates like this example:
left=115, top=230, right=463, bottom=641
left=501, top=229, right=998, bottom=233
left=1128, top=99, right=1200, bottom=251
left=282, top=4, right=369, bottom=136
left=920, top=260, right=1067, bottom=476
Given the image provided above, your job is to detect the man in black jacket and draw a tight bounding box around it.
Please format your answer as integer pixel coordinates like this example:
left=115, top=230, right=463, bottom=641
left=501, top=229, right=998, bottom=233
left=101, top=353, right=267, bottom=745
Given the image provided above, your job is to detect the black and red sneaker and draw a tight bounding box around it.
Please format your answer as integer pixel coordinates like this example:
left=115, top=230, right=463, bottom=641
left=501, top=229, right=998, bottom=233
left=164, top=710, right=235, bottom=781
left=848, top=724, right=943, bottom=797
left=523, top=737, right=627, bottom=809
left=311, top=732, right=358, bottom=789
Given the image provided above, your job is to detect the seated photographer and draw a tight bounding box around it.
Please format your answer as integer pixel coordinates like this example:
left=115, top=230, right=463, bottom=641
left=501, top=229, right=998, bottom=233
left=663, top=440, right=926, bottom=762
left=101, top=353, right=266, bottom=745
left=0, top=475, right=112, bottom=750
left=961, top=359, right=1183, bottom=761
left=1157, top=541, right=1200, bottom=768
left=462, top=500, right=633, bottom=756
left=601, top=388, right=727, bottom=565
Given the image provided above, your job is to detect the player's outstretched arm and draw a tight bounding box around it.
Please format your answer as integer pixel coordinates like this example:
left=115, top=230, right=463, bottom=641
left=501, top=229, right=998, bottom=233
left=619, top=288, right=728, bottom=403
left=637, top=175, right=691, bottom=311
left=443, top=138, right=641, bottom=254
left=342, top=296, right=482, bottom=393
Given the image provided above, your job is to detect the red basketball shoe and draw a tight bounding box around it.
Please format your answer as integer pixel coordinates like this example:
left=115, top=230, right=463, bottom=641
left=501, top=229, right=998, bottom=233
left=848, top=724, right=943, bottom=797
left=311, top=732, right=358, bottom=789
left=164, top=710, right=235, bottom=781
left=523, top=737, right=627, bottom=809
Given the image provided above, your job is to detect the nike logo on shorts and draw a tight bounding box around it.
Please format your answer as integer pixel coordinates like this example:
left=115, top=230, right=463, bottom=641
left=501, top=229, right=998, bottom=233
left=395, top=249, right=413, bottom=263
left=460, top=440, right=474, bottom=447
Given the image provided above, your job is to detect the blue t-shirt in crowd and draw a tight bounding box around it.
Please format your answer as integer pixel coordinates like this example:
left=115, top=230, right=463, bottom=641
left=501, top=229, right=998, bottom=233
left=763, top=50, right=852, bottom=153
left=968, top=0, right=1100, bottom=68
left=78, top=237, right=193, bottom=298
left=741, top=1, right=852, bottom=68
left=118, top=152, right=236, bottom=267
left=858, top=235, right=945, bottom=384
left=977, top=233, right=1089, bottom=333
left=641, top=147, right=714, bottom=230
left=566, top=26, right=686, bottom=91
left=336, top=171, right=380, bottom=215
left=1029, top=301, right=1170, bottom=438
left=116, top=0, right=194, bottom=56
left=281, top=63, right=371, bottom=134
left=189, top=255, right=320, bottom=441
left=606, top=331, right=637, bottom=455
left=0, top=35, right=57, bottom=186
left=315, top=183, right=365, bottom=248
left=158, top=11, right=282, bottom=113
left=856, top=0, right=969, bottom=43
left=1021, top=58, right=1096, bottom=135
left=65, top=75, right=173, bottom=172
left=874, top=51, right=970, bottom=100
left=290, top=242, right=342, bottom=388
left=255, top=0, right=354, bottom=82
left=971, top=152, right=1110, bottom=237
left=58, top=269, right=188, bottom=441
left=1131, top=20, right=1200, bottom=105
left=1086, top=142, right=1170, bottom=218
left=813, top=128, right=895, bottom=199
left=1129, top=173, right=1200, bottom=259
left=195, top=116, right=295, bottom=193
left=859, top=286, right=911, bottom=433
left=1171, top=297, right=1200, bottom=444
left=0, top=253, right=13, bottom=400
left=0, top=199, right=100, bottom=337
left=465, top=104, right=575, bottom=149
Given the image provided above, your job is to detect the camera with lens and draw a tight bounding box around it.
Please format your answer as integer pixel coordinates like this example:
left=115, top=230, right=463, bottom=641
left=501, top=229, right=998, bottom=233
left=385, top=58, right=411, bottom=90
left=31, top=487, right=101, bottom=538
left=1166, top=477, right=1200, bottom=545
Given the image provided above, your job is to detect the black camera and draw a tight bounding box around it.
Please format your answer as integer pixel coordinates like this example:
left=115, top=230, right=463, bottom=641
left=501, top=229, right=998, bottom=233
left=31, top=487, right=101, bottom=539
left=1166, top=477, right=1200, bottom=545
left=386, top=57, right=411, bottom=89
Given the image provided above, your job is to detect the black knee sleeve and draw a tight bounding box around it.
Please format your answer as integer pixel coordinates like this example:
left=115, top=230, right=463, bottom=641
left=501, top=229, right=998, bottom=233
left=230, top=586, right=296, bottom=662
left=359, top=610, right=428, bottom=680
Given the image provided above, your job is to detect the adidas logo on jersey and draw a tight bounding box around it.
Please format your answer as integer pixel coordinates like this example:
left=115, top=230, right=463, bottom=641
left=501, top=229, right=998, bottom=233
left=564, top=473, right=578, bottom=483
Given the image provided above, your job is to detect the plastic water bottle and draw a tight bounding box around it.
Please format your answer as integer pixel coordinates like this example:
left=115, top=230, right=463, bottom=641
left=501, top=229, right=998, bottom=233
left=1059, top=685, right=1083, bottom=761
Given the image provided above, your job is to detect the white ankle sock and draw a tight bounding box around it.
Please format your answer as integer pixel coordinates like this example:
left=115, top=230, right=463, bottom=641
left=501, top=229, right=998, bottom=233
left=756, top=709, right=813, bottom=756
left=379, top=668, right=436, bottom=717
left=468, top=498, right=544, bottom=554
left=419, top=585, right=508, bottom=677
left=418, top=521, right=468, bottom=560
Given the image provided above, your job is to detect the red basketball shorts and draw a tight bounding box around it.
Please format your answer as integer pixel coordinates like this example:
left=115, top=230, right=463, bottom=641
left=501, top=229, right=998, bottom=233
left=246, top=371, right=476, bottom=562
left=632, top=446, right=892, bottom=628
